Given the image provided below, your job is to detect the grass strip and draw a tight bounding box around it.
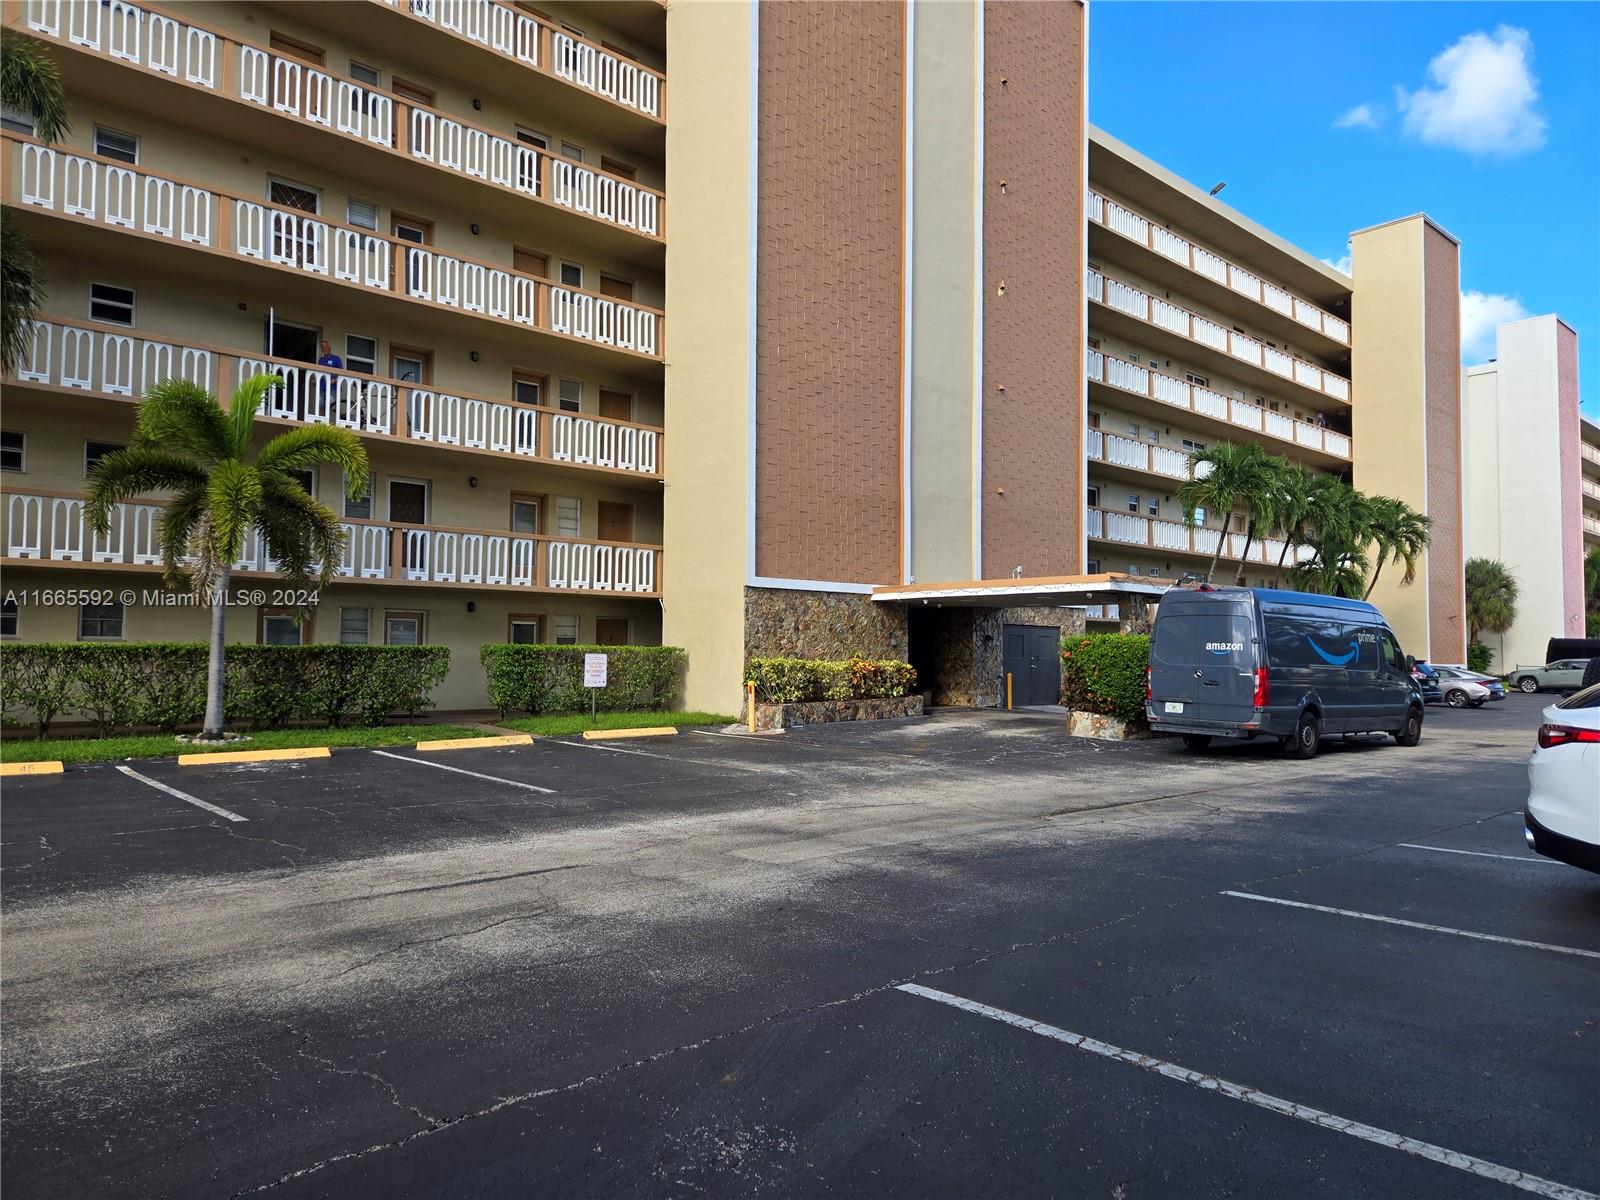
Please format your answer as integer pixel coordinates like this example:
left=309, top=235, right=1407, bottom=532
left=498, top=711, right=737, bottom=738
left=0, top=724, right=495, bottom=765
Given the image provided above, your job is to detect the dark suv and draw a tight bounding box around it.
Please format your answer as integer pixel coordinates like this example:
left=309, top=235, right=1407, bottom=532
left=1411, top=661, right=1443, bottom=704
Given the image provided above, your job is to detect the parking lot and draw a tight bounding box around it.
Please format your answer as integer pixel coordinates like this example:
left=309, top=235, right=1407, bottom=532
left=3, top=694, right=1597, bottom=1199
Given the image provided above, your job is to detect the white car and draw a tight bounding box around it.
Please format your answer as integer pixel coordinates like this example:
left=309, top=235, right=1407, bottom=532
left=1525, top=682, right=1600, bottom=874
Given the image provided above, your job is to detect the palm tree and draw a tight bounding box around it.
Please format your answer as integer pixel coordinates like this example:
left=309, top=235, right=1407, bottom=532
left=1362, top=496, right=1432, bottom=599
left=1232, top=453, right=1291, bottom=586
left=1177, top=442, right=1274, bottom=583
left=1288, top=476, right=1372, bottom=597
left=1464, top=558, right=1518, bottom=647
left=1586, top=548, right=1600, bottom=637
left=1269, top=463, right=1316, bottom=586
left=87, top=376, right=369, bottom=739
left=1, top=29, right=71, bottom=375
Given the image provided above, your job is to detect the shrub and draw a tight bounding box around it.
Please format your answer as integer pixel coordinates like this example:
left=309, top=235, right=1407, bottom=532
left=743, top=657, right=918, bottom=704
left=1061, top=634, right=1150, bottom=725
left=479, top=644, right=685, bottom=717
left=1466, top=641, right=1494, bottom=674
left=0, top=643, right=450, bottom=734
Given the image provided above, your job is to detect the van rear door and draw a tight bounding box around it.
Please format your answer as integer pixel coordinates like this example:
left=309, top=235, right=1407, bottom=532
left=1150, top=598, right=1259, bottom=724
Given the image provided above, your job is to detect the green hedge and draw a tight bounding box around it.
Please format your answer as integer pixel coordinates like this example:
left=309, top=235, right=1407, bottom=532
left=479, top=644, right=685, bottom=717
left=0, top=643, right=451, bottom=737
left=743, top=657, right=917, bottom=704
left=1061, top=634, right=1150, bottom=724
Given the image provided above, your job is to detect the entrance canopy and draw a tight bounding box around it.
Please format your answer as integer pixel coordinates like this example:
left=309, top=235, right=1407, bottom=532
left=872, top=573, right=1171, bottom=608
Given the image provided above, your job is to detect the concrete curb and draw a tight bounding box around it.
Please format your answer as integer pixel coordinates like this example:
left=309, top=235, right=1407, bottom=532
left=0, top=760, right=65, bottom=776
left=416, top=734, right=533, bottom=752
left=580, top=727, right=679, bottom=741
left=177, top=747, right=333, bottom=767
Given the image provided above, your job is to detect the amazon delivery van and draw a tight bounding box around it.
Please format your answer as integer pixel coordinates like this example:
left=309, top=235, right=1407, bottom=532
left=1146, top=586, right=1425, bottom=759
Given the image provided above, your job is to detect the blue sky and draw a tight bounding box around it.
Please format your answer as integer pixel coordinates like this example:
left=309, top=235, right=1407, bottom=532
left=1089, top=2, right=1600, bottom=418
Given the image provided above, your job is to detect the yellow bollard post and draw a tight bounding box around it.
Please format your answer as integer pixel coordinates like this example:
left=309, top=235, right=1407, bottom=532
left=748, top=681, right=757, bottom=733
left=1006, top=673, right=1013, bottom=711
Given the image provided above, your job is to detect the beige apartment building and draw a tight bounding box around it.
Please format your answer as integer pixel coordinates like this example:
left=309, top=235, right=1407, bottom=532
left=1464, top=314, right=1590, bottom=670
left=1, top=0, right=1467, bottom=716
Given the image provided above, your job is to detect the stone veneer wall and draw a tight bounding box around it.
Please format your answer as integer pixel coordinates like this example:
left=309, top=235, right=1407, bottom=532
left=743, top=587, right=909, bottom=662
left=930, top=606, right=1088, bottom=707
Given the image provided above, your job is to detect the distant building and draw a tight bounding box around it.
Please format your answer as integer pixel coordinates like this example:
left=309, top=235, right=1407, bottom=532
left=1463, top=314, right=1589, bottom=669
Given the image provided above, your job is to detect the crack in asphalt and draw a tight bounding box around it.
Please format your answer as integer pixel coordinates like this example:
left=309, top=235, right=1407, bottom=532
left=1, top=836, right=60, bottom=874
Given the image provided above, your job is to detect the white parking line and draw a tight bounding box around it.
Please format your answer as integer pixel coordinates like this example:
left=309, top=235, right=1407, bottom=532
left=1398, top=843, right=1557, bottom=864
left=114, top=765, right=248, bottom=823
left=692, top=730, right=782, bottom=745
left=896, top=983, right=1599, bottom=1200
left=545, top=739, right=670, bottom=759
left=1221, top=891, right=1600, bottom=960
left=545, top=738, right=778, bottom=774
left=369, top=751, right=555, bottom=794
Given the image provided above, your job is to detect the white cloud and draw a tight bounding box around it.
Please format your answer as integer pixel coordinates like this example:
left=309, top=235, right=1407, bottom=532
left=1460, top=290, right=1530, bottom=362
left=1333, top=104, right=1381, bottom=130
left=1397, top=26, right=1546, bottom=155
left=1321, top=254, right=1352, bottom=277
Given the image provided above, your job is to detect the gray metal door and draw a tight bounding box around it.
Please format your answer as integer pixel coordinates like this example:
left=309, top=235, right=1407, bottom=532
left=1002, top=625, right=1060, bottom=706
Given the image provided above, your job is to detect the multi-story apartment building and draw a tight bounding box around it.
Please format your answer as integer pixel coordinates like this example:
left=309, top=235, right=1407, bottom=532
left=1464, top=314, right=1589, bottom=669
left=1, top=0, right=1468, bottom=716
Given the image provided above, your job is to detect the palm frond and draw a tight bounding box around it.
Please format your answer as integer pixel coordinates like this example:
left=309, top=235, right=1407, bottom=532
left=205, top=460, right=263, bottom=565
left=257, top=479, right=347, bottom=591
left=255, top=424, right=370, bottom=499
left=0, top=30, right=71, bottom=143
left=1, top=215, right=47, bottom=377
left=229, top=373, right=280, bottom=459
left=156, top=487, right=207, bottom=590
left=133, top=378, right=234, bottom=462
left=84, top=448, right=208, bottom=534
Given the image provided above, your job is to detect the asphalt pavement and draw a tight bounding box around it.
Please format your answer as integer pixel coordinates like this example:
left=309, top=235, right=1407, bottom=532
left=2, top=694, right=1595, bottom=1199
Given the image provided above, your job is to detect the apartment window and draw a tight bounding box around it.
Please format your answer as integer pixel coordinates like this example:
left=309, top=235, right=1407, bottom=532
left=392, top=216, right=431, bottom=245
left=1149, top=567, right=1162, bottom=578
left=557, top=378, right=582, bottom=413
left=343, top=472, right=371, bottom=519
left=1147, top=498, right=1160, bottom=516
left=559, top=261, right=583, bottom=289
left=600, top=156, right=636, bottom=180
left=553, top=615, right=579, bottom=645
left=385, top=611, right=425, bottom=645
left=93, top=125, right=139, bottom=165
left=599, top=276, right=634, bottom=301
left=1128, top=422, right=1141, bottom=437
left=1086, top=486, right=1099, bottom=508
left=269, top=32, right=325, bottom=66
left=1186, top=373, right=1209, bottom=388
left=392, top=351, right=429, bottom=384
left=89, top=283, right=135, bottom=326
left=513, top=375, right=543, bottom=407
left=516, top=127, right=549, bottom=150
left=0, top=431, right=24, bottom=472
left=79, top=602, right=124, bottom=640
left=555, top=497, right=581, bottom=538
left=1086, top=559, right=1101, bottom=574
left=559, top=141, right=584, bottom=162
left=260, top=611, right=304, bottom=646
left=1147, top=429, right=1160, bottom=444
left=349, top=61, right=380, bottom=87
left=1, top=101, right=34, bottom=136
left=286, top=468, right=315, bottom=496
left=1087, top=337, right=1100, bottom=351
left=392, top=78, right=434, bottom=107
left=509, top=615, right=542, bottom=644
left=339, top=607, right=370, bottom=645
left=346, top=198, right=379, bottom=230
left=1181, top=439, right=1206, bottom=453
left=1088, top=411, right=1101, bottom=430
left=1128, top=564, right=1141, bottom=577
left=84, top=440, right=125, bottom=476
left=269, top=178, right=320, bottom=214
left=345, top=335, right=377, bottom=376
left=1128, top=353, right=1140, bottom=365
left=1194, top=507, right=1207, bottom=524
left=0, top=598, right=17, bottom=638
left=511, top=496, right=541, bottom=533
left=1127, top=494, right=1141, bottom=513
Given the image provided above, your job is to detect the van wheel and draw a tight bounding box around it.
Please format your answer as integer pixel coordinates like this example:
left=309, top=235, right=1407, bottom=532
left=1180, top=734, right=1212, bottom=752
left=1517, top=677, right=1539, bottom=693
left=1394, top=708, right=1423, bottom=746
left=1284, top=711, right=1320, bottom=759
left=1445, top=689, right=1468, bottom=708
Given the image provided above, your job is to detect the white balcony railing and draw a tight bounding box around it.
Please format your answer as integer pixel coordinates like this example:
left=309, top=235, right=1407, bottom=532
left=1085, top=505, right=1314, bottom=567
left=1087, top=348, right=1350, bottom=461
left=11, top=318, right=663, bottom=479
left=3, top=490, right=662, bottom=595
left=383, top=0, right=662, bottom=118
left=1089, top=190, right=1349, bottom=347
left=10, top=137, right=663, bottom=358
left=23, top=1, right=663, bottom=238
left=1087, top=269, right=1350, bottom=406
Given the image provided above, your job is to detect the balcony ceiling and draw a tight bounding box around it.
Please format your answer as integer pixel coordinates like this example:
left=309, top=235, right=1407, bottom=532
left=1089, top=127, right=1351, bottom=312
left=872, top=574, right=1168, bottom=608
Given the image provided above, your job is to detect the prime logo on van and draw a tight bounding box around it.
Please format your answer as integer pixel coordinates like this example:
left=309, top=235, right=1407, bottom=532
left=1306, top=638, right=1359, bottom=666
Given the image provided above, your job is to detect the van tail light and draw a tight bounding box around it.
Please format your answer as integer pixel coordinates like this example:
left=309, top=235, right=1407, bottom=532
left=1252, top=667, right=1270, bottom=708
left=1537, top=724, right=1600, bottom=749
left=1146, top=666, right=1152, bottom=701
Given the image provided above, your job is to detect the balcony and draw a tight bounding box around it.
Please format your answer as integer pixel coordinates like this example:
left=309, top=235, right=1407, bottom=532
left=1088, top=268, right=1351, bottom=411
left=1582, top=442, right=1600, bottom=476
left=1584, top=513, right=1600, bottom=544
left=1085, top=505, right=1311, bottom=568
left=1088, top=190, right=1349, bottom=356
left=16, top=0, right=663, bottom=255
left=1086, top=428, right=1193, bottom=483
left=3, top=489, right=662, bottom=598
left=1088, top=349, right=1351, bottom=463
left=10, top=317, right=664, bottom=482
left=5, top=135, right=664, bottom=364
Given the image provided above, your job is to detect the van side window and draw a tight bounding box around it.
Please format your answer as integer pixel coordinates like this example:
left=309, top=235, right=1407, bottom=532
left=1378, top=631, right=1405, bottom=672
